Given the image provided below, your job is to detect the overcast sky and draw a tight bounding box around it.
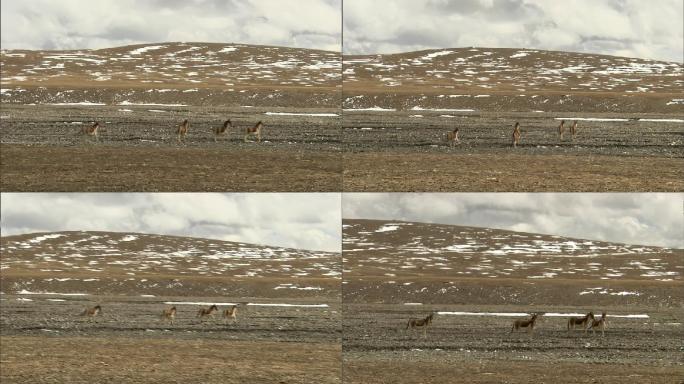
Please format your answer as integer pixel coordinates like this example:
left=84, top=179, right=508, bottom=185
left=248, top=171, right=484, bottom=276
left=343, top=193, right=683, bottom=248
left=1, top=193, right=341, bottom=252
left=1, top=0, right=340, bottom=51
left=344, top=0, right=684, bottom=62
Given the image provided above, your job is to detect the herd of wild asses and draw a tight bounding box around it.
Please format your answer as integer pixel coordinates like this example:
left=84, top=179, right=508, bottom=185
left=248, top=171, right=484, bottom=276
left=80, top=304, right=239, bottom=325
left=407, top=311, right=609, bottom=337
left=80, top=120, right=264, bottom=143
left=426, top=119, right=581, bottom=148
left=82, top=118, right=576, bottom=147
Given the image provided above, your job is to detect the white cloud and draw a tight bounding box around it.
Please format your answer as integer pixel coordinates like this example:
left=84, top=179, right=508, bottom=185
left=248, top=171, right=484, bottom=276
left=343, top=193, right=684, bottom=248
left=343, top=0, right=683, bottom=62
left=0, top=193, right=342, bottom=252
left=1, top=0, right=341, bottom=51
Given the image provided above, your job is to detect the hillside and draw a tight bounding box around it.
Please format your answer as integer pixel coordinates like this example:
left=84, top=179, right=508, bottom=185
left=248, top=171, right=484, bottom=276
left=342, top=219, right=681, bottom=305
left=343, top=47, right=683, bottom=113
left=0, top=42, right=341, bottom=108
left=1, top=231, right=340, bottom=298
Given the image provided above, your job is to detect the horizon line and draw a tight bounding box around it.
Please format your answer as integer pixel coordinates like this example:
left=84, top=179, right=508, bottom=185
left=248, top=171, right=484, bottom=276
left=342, top=218, right=680, bottom=249
left=1, top=229, right=342, bottom=254
left=2, top=42, right=682, bottom=63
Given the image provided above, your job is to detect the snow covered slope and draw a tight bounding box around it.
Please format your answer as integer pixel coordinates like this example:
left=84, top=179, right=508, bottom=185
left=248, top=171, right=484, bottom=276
left=343, top=48, right=683, bottom=113
left=1, top=231, right=340, bottom=298
left=343, top=219, right=680, bottom=282
left=0, top=42, right=341, bottom=107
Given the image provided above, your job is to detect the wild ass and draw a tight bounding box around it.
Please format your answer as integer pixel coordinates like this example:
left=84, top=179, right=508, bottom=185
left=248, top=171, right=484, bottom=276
left=558, top=120, right=566, bottom=141
left=197, top=304, right=218, bottom=320
left=587, top=312, right=607, bottom=337
left=160, top=306, right=177, bottom=324
left=214, top=120, right=233, bottom=142
left=80, top=305, right=102, bottom=321
left=569, top=120, right=578, bottom=140
left=512, top=122, right=521, bottom=148
left=223, top=305, right=238, bottom=323
left=567, top=312, right=594, bottom=332
left=511, top=313, right=538, bottom=334
left=81, top=122, right=100, bottom=142
left=244, top=121, right=264, bottom=143
left=406, top=313, right=434, bottom=337
left=446, top=128, right=460, bottom=147
left=176, top=119, right=189, bottom=143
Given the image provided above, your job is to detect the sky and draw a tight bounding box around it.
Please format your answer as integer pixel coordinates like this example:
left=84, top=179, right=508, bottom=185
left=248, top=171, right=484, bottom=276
left=343, top=0, right=684, bottom=62
left=1, top=0, right=341, bottom=51
left=1, top=193, right=342, bottom=252
left=343, top=193, right=683, bottom=248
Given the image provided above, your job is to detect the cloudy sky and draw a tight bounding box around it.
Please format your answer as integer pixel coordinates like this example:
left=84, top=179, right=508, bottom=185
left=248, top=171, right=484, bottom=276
left=344, top=0, right=684, bottom=62
left=1, top=0, right=340, bottom=51
left=1, top=193, right=341, bottom=252
left=343, top=193, right=683, bottom=248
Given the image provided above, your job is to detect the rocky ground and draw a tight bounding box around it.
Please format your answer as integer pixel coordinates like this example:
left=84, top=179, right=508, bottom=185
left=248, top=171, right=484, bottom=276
left=1, top=294, right=341, bottom=384
left=342, top=303, right=682, bottom=384
left=341, top=220, right=683, bottom=383
left=0, top=231, right=342, bottom=383
left=0, top=105, right=341, bottom=191
left=342, top=111, right=683, bottom=191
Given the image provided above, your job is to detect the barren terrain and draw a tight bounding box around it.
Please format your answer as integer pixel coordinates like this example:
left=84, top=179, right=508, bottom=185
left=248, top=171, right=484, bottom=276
left=0, top=105, right=341, bottom=191
left=342, top=220, right=683, bottom=383
left=0, top=232, right=342, bottom=383
left=0, top=43, right=341, bottom=191
left=342, top=48, right=683, bottom=191
left=1, top=42, right=340, bottom=108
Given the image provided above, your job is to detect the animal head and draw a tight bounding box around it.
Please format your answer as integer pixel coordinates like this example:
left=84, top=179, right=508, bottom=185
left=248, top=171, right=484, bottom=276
left=171, top=306, right=177, bottom=311
left=210, top=304, right=218, bottom=310
left=588, top=311, right=595, bottom=318
left=224, top=120, right=232, bottom=127
left=514, top=122, right=520, bottom=128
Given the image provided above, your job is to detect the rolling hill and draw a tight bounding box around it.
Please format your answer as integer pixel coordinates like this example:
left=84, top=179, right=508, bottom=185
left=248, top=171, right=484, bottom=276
left=342, top=219, right=681, bottom=306
left=0, top=42, right=341, bottom=108
left=1, top=231, right=340, bottom=299
left=343, top=47, right=683, bottom=113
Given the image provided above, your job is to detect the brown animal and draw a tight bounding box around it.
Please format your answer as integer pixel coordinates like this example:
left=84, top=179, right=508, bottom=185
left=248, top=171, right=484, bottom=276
left=558, top=120, right=565, bottom=141
left=80, top=305, right=101, bottom=321
left=176, top=119, right=189, bottom=143
left=214, top=120, right=233, bottom=142
left=81, top=122, right=100, bottom=142
left=446, top=128, right=460, bottom=147
left=587, top=312, right=607, bottom=337
left=511, top=313, right=538, bottom=333
left=244, top=121, right=263, bottom=142
left=567, top=312, right=594, bottom=331
left=406, top=313, right=434, bottom=337
left=512, top=122, right=521, bottom=147
left=160, top=306, right=177, bottom=324
left=197, top=304, right=218, bottom=319
left=570, top=120, right=578, bottom=140
left=223, top=305, right=238, bottom=323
